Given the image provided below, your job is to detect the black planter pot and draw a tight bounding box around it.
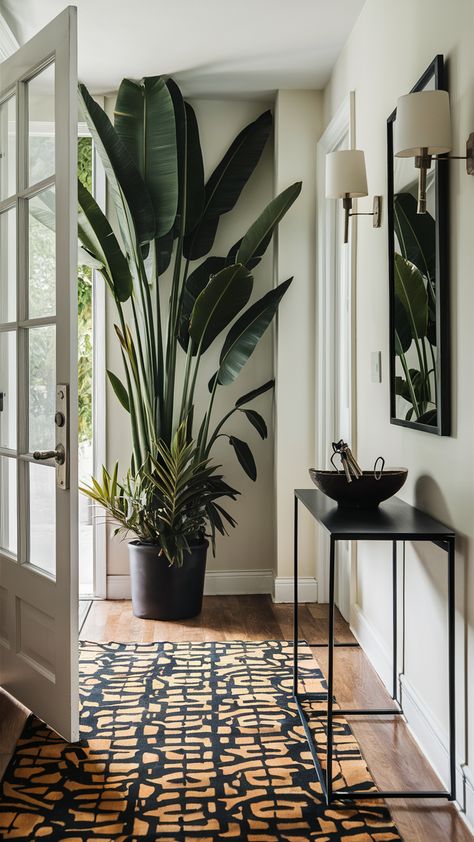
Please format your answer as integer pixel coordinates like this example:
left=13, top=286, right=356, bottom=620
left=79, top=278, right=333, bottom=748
left=128, top=540, right=208, bottom=620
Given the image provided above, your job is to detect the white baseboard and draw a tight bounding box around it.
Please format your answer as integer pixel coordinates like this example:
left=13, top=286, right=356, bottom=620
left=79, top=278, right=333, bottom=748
left=106, top=568, right=274, bottom=600
left=350, top=603, right=392, bottom=691
left=204, top=569, right=273, bottom=595
left=351, top=603, right=474, bottom=828
left=273, top=577, right=318, bottom=603
left=106, top=575, right=131, bottom=599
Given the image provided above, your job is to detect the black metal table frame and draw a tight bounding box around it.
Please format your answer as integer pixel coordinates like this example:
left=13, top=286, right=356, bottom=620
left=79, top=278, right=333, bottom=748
left=293, top=491, right=456, bottom=805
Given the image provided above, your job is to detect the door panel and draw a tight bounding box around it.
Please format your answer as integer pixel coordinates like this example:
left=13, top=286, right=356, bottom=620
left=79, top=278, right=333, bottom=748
left=0, top=7, right=78, bottom=741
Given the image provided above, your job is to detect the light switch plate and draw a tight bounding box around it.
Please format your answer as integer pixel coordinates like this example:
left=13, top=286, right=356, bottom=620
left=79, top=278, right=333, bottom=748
left=371, top=351, right=382, bottom=383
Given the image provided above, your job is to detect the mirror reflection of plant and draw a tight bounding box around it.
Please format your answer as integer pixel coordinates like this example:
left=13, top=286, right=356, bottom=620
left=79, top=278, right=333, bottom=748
left=77, top=76, right=301, bottom=562
left=393, top=193, right=437, bottom=425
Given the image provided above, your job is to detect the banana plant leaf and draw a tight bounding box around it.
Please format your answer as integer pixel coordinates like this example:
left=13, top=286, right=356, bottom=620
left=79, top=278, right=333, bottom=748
left=394, top=252, right=428, bottom=340
left=178, top=256, right=227, bottom=351
left=229, top=436, right=257, bottom=480
left=394, top=296, right=411, bottom=354
left=77, top=180, right=133, bottom=302
left=234, top=379, right=275, bottom=405
left=241, top=408, right=267, bottom=439
left=394, top=192, right=435, bottom=282
left=114, top=76, right=178, bottom=239
left=155, top=227, right=174, bottom=275
left=78, top=83, right=155, bottom=246
left=189, top=264, right=253, bottom=353
left=214, top=278, right=293, bottom=385
left=183, top=110, right=272, bottom=260
left=167, top=80, right=205, bottom=237
left=237, top=182, right=302, bottom=267
left=417, top=408, right=437, bottom=426
left=107, top=370, right=130, bottom=412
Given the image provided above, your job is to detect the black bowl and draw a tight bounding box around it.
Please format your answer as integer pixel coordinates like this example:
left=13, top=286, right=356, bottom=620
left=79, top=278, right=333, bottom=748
left=309, top=468, right=408, bottom=508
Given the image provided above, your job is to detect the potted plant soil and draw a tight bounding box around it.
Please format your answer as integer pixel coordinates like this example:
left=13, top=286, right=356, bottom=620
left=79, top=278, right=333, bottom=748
left=77, top=75, right=301, bottom=619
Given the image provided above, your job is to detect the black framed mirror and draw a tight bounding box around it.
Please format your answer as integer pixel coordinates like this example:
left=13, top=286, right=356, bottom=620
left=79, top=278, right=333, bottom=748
left=387, top=55, right=450, bottom=435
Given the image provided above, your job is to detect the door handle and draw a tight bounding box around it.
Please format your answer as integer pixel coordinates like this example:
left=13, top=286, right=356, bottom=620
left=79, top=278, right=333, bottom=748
left=33, top=444, right=65, bottom=465
left=32, top=386, right=69, bottom=489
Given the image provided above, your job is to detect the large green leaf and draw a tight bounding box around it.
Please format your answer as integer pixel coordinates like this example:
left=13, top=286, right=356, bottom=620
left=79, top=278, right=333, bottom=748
left=394, top=192, right=435, bottom=282
left=394, top=253, right=428, bottom=340
left=183, top=110, right=272, bottom=260
left=241, top=409, right=267, bottom=439
left=114, top=76, right=178, bottom=238
left=78, top=82, right=155, bottom=246
left=178, top=257, right=227, bottom=351
left=77, top=180, right=133, bottom=302
left=107, top=370, right=130, bottom=412
left=155, top=227, right=174, bottom=275
left=189, top=264, right=253, bottom=353
left=394, top=296, right=411, bottom=354
left=215, top=278, right=293, bottom=385
left=229, top=436, right=257, bottom=481
left=237, top=182, right=302, bottom=267
left=234, top=379, right=275, bottom=405
left=167, top=80, right=205, bottom=237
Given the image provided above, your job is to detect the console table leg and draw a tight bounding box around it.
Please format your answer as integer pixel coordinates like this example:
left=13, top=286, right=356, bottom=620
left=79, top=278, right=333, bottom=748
left=392, top=541, right=398, bottom=701
left=293, top=495, right=299, bottom=696
left=326, top=536, right=336, bottom=804
left=448, top=536, right=456, bottom=801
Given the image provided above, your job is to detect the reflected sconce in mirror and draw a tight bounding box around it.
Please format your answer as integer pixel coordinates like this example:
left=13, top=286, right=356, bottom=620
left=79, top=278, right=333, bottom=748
left=326, top=149, right=382, bottom=243
left=394, top=89, right=474, bottom=213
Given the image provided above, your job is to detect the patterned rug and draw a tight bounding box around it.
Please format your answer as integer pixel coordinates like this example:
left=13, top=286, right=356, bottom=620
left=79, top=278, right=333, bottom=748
left=0, top=640, right=402, bottom=840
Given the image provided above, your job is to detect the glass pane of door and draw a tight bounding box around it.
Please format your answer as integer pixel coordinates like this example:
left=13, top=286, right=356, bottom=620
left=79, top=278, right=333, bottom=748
left=28, top=186, right=56, bottom=319
left=0, top=454, right=17, bottom=555
left=0, top=206, right=16, bottom=322
left=0, top=330, right=16, bottom=450
left=28, top=62, right=55, bottom=187
left=28, top=325, right=56, bottom=454
left=0, top=94, right=16, bottom=201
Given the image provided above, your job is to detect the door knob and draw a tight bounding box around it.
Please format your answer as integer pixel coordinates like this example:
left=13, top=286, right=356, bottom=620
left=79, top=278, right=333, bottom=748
left=32, top=444, right=65, bottom=465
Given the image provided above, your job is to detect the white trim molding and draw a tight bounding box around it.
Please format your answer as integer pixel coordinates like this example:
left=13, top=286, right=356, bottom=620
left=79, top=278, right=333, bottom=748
left=316, top=92, right=357, bottom=607
left=351, top=602, right=473, bottom=828
left=273, top=577, right=318, bottom=604
left=106, top=568, right=275, bottom=600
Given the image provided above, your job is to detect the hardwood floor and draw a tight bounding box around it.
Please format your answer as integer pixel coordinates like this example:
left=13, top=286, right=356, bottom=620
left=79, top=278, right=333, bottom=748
left=82, top=595, right=473, bottom=842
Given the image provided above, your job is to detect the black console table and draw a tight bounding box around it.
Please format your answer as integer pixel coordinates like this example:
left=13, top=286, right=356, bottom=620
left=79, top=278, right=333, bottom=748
left=293, top=488, right=456, bottom=804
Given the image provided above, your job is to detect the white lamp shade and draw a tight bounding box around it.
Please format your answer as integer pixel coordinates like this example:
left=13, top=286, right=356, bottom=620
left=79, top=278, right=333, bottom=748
left=394, top=90, right=452, bottom=157
left=325, top=149, right=368, bottom=199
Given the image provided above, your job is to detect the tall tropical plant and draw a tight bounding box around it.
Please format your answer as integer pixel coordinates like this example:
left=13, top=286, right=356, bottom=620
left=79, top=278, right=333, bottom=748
left=78, top=76, right=301, bottom=562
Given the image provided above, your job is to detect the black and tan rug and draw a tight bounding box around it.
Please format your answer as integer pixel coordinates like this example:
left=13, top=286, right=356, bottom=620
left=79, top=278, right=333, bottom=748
left=0, top=640, right=402, bottom=840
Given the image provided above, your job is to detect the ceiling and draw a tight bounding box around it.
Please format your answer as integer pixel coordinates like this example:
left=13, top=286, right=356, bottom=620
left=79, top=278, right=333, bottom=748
left=0, top=0, right=365, bottom=99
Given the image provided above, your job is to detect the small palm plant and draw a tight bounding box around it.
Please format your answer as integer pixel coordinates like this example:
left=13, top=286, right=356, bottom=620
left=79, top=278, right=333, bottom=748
left=77, top=74, right=300, bottom=615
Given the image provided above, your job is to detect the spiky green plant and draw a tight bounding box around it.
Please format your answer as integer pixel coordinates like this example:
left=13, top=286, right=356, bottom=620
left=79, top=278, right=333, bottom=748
left=78, top=76, right=301, bottom=563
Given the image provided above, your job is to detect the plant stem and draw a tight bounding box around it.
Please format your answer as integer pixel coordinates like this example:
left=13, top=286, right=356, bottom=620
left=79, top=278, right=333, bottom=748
left=164, top=226, right=184, bottom=440
left=198, top=372, right=218, bottom=458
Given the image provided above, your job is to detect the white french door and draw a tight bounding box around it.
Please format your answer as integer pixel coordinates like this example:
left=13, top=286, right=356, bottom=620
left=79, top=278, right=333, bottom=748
left=0, top=8, right=78, bottom=741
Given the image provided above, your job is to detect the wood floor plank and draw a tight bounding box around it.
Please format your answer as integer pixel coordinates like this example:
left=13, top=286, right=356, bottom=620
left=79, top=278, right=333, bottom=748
left=77, top=595, right=474, bottom=842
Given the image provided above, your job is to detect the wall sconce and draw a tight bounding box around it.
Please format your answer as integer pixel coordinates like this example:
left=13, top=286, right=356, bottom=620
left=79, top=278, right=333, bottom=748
left=326, top=149, right=382, bottom=244
left=394, top=89, right=474, bottom=213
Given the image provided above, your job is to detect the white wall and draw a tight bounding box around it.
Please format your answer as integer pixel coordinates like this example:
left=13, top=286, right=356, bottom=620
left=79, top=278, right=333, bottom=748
left=273, top=91, right=322, bottom=599
left=323, top=0, right=474, bottom=819
left=105, top=97, right=277, bottom=592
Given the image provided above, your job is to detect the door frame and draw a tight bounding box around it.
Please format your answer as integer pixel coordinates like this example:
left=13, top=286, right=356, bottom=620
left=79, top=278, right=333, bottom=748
left=316, top=93, right=357, bottom=612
